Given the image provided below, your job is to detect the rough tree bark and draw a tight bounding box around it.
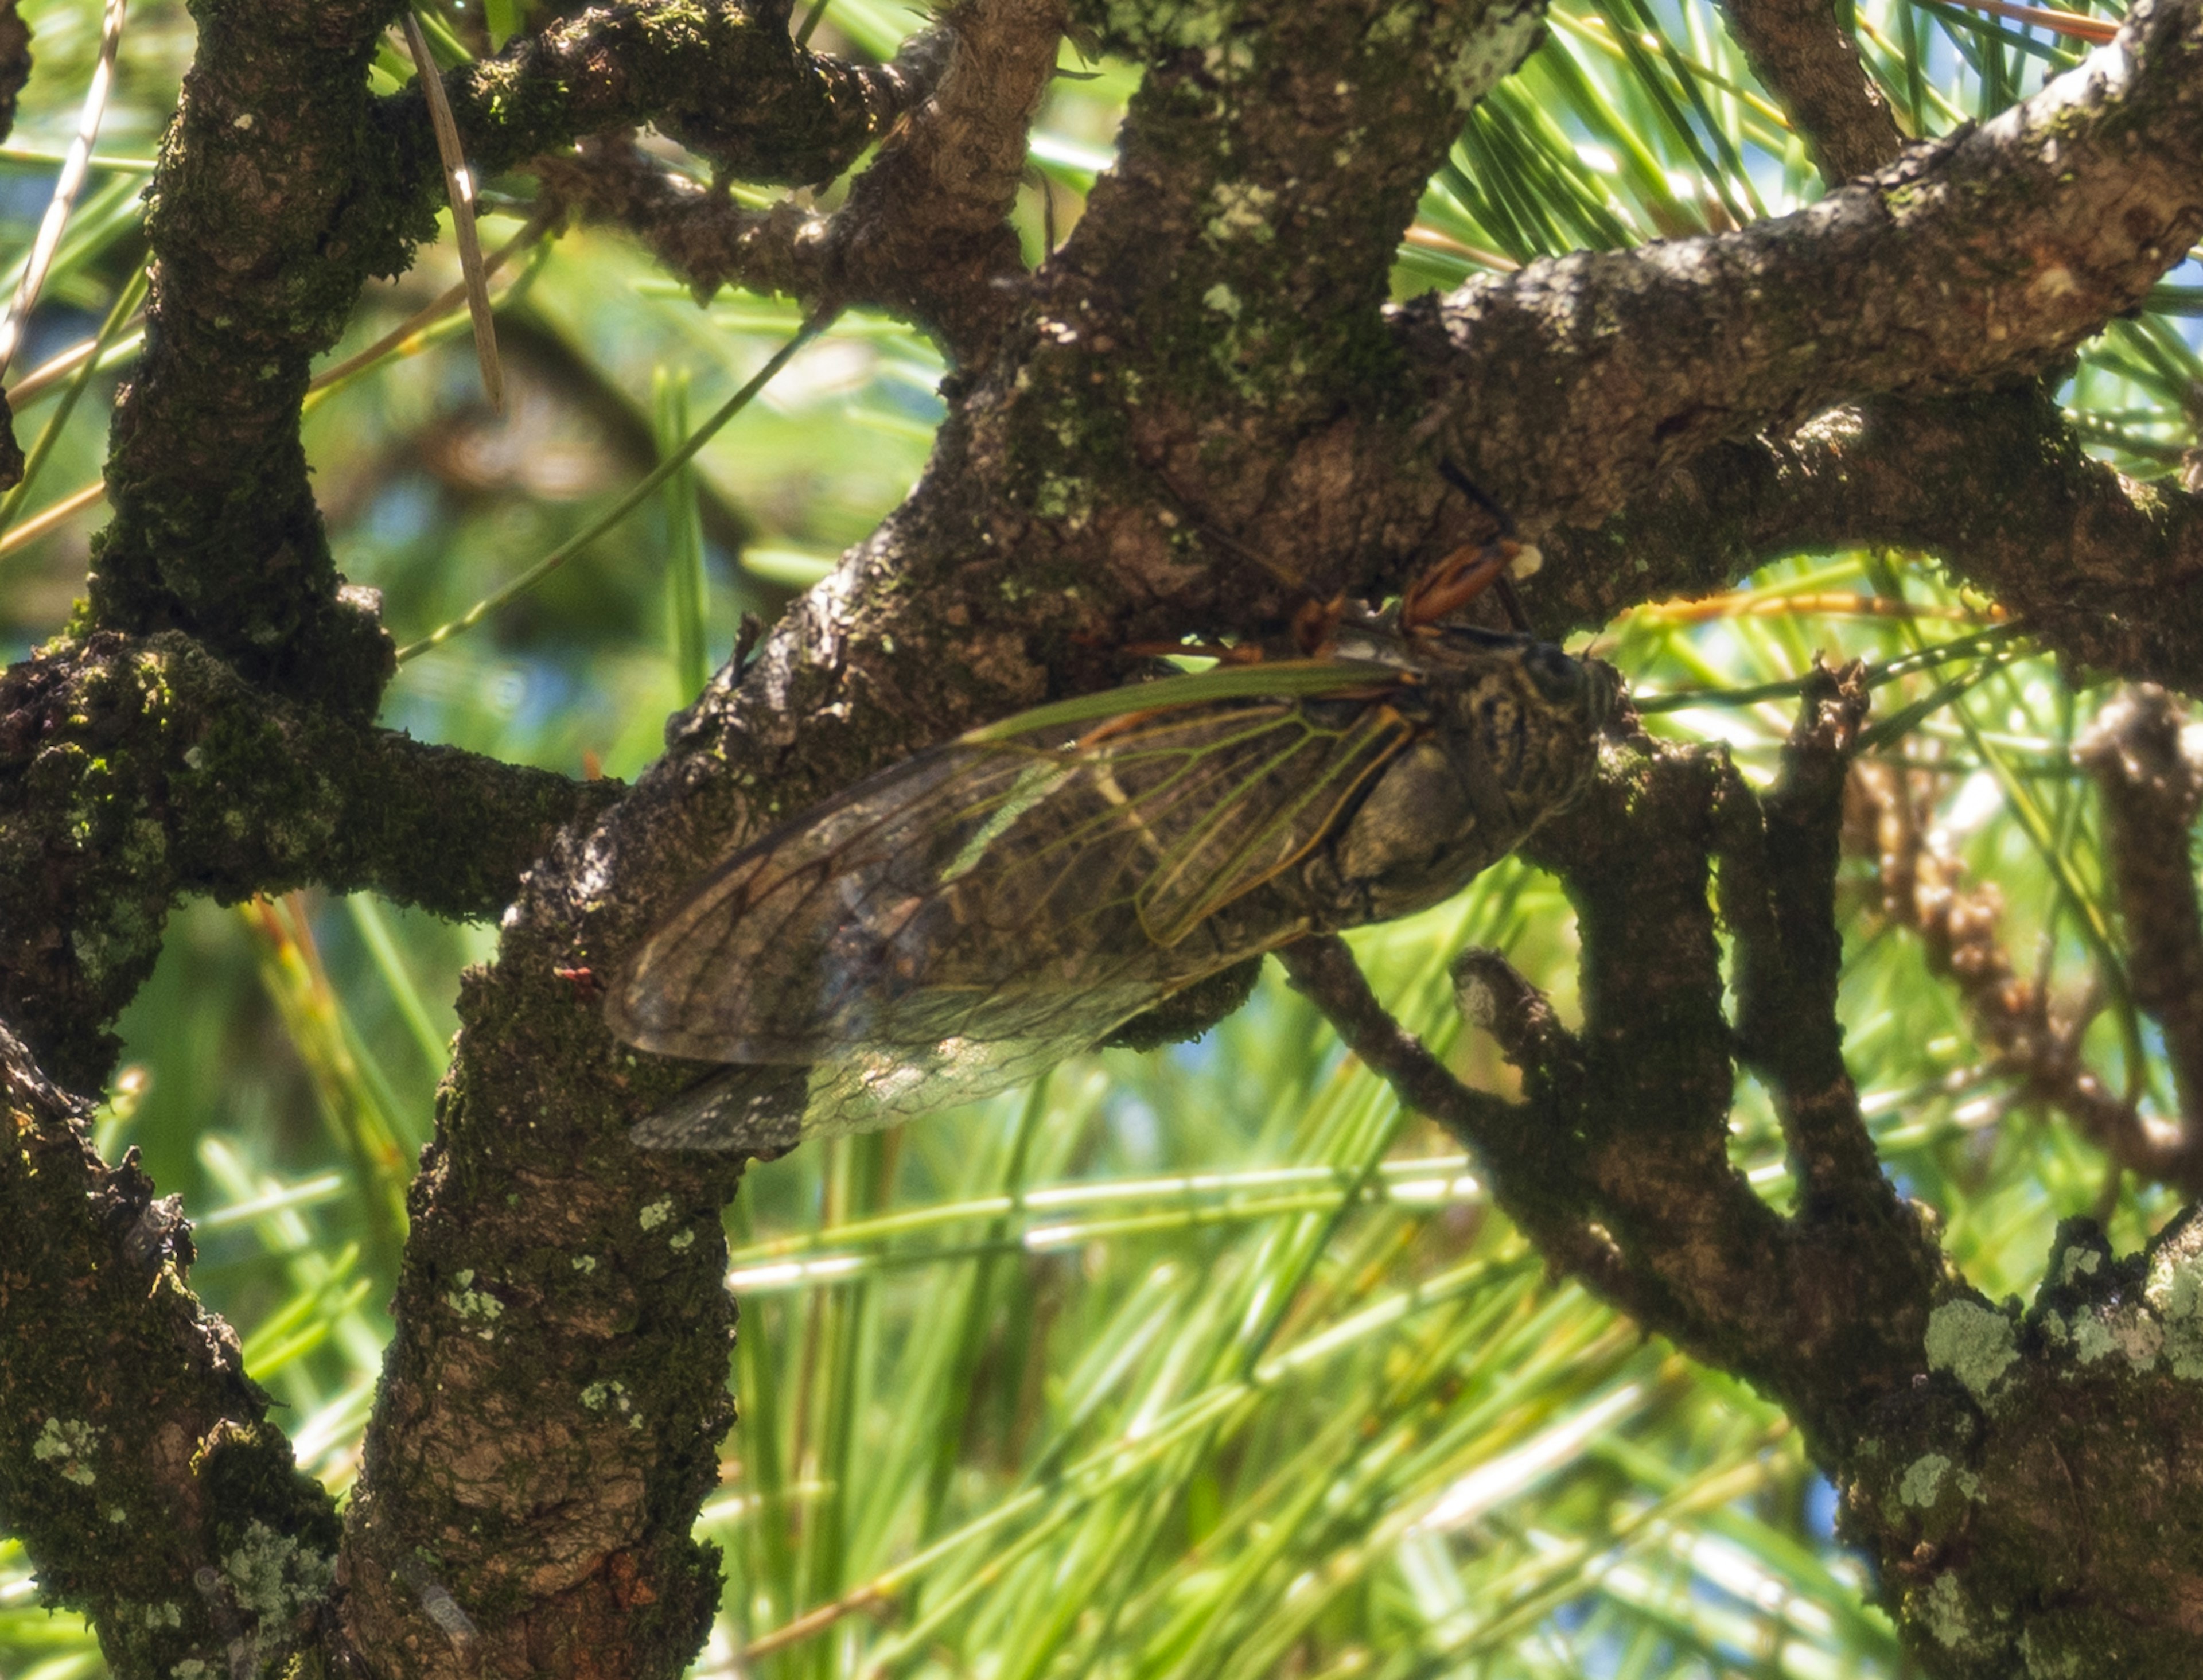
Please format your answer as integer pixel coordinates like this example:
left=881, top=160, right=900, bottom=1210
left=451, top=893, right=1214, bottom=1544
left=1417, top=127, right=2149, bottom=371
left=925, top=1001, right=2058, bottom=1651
left=3, top=0, right=2203, bottom=1674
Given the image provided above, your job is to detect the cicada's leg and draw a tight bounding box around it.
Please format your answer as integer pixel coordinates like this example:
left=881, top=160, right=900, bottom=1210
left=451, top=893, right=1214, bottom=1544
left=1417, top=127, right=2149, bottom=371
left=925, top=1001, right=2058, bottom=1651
left=1292, top=592, right=1347, bottom=656
left=1431, top=458, right=1537, bottom=633
left=1403, top=541, right=1534, bottom=631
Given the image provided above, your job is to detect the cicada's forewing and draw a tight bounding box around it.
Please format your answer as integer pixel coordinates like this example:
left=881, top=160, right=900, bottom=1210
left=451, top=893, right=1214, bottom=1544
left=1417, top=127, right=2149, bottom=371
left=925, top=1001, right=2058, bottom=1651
left=608, top=680, right=1418, bottom=1113
left=607, top=744, right=1069, bottom=1063
left=628, top=1064, right=811, bottom=1154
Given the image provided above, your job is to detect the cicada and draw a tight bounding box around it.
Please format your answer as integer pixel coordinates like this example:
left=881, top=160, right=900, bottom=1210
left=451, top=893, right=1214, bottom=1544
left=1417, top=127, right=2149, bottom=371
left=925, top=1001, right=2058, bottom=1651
left=604, top=598, right=1617, bottom=1154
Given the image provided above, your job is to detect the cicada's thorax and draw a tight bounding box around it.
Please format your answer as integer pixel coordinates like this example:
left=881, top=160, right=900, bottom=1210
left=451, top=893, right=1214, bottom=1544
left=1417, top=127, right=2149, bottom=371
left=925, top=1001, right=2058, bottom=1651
left=1285, top=632, right=1612, bottom=930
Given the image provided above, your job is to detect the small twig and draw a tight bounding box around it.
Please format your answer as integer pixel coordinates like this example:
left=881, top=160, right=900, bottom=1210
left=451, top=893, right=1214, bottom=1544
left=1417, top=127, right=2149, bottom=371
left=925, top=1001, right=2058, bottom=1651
left=402, top=9, right=503, bottom=413
left=0, top=0, right=127, bottom=381
left=1279, top=936, right=1517, bottom=1140
left=1276, top=936, right=1661, bottom=1318
left=2079, top=688, right=2203, bottom=1142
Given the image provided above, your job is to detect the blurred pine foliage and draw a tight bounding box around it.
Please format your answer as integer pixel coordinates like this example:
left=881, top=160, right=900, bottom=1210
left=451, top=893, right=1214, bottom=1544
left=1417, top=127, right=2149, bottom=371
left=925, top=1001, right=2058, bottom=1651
left=1, top=0, right=2192, bottom=1673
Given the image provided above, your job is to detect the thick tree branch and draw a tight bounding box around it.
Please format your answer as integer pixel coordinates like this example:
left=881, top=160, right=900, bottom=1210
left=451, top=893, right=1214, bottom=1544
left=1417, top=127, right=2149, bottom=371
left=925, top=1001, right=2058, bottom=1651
left=0, top=631, right=618, bottom=1091
left=1535, top=390, right=2203, bottom=688
left=89, top=0, right=409, bottom=714
left=1405, top=0, right=2203, bottom=542
left=1511, top=727, right=1944, bottom=1449
left=0, top=1024, right=340, bottom=1680
left=818, top=0, right=1066, bottom=363
left=1718, top=0, right=1905, bottom=182
left=1716, top=660, right=1887, bottom=1199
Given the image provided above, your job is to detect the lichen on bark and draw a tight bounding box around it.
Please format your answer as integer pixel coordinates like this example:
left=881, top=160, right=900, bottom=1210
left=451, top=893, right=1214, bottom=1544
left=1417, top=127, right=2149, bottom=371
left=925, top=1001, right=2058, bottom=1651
left=10, top=0, right=2203, bottom=1672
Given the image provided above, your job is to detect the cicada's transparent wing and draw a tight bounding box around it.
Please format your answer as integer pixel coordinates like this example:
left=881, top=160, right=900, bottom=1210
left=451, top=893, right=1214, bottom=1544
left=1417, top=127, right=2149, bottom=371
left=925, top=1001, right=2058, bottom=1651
left=629, top=1064, right=810, bottom=1153
left=606, top=689, right=1417, bottom=1081
left=607, top=744, right=1062, bottom=1063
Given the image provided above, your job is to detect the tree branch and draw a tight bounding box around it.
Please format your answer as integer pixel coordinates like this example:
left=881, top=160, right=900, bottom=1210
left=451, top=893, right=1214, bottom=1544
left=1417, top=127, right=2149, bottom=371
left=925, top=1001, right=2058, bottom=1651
left=444, top=0, right=944, bottom=185
left=539, top=0, right=1061, bottom=365
left=0, top=1022, right=340, bottom=1680
left=1533, top=390, right=2203, bottom=688
left=89, top=0, right=941, bottom=711
left=534, top=135, right=827, bottom=305
left=1848, top=756, right=2203, bottom=1192
left=1276, top=935, right=1669, bottom=1322
left=1299, top=725, right=2203, bottom=1677
left=1717, top=0, right=1905, bottom=182
left=478, top=2, right=960, bottom=317
left=1715, top=660, right=1887, bottom=1198
left=2080, top=687, right=2203, bottom=1135
left=90, top=0, right=408, bottom=714
left=1283, top=716, right=1943, bottom=1454
left=0, top=631, right=618, bottom=1091
left=816, top=0, right=1066, bottom=363
left=1404, top=0, right=2203, bottom=540
left=1511, top=728, right=1944, bottom=1448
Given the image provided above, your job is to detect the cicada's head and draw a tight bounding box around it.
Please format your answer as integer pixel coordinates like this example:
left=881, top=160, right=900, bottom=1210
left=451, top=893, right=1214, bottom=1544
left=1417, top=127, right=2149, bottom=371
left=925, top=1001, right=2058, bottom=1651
left=1419, top=626, right=1618, bottom=823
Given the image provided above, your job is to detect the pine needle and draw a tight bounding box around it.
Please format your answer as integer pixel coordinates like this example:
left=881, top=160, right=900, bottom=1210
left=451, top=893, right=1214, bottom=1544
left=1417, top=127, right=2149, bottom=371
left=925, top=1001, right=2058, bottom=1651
left=403, top=7, right=503, bottom=413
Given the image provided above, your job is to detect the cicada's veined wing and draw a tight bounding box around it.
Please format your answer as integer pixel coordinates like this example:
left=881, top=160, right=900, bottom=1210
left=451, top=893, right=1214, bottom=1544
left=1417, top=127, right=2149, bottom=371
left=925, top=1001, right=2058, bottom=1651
left=605, top=681, right=1418, bottom=1080
left=629, top=1064, right=811, bottom=1153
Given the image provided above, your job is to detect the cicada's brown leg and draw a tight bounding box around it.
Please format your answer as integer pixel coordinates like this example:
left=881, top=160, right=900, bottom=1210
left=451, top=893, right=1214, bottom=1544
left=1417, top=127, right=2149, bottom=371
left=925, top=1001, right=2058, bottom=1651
left=1431, top=459, right=1536, bottom=632
left=1292, top=592, right=1347, bottom=656
left=1402, top=540, right=1535, bottom=631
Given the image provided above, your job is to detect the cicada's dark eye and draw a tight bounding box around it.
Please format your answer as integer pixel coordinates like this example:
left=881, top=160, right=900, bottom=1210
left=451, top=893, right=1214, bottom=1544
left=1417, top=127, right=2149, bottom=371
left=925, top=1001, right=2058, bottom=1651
left=1523, top=645, right=1586, bottom=706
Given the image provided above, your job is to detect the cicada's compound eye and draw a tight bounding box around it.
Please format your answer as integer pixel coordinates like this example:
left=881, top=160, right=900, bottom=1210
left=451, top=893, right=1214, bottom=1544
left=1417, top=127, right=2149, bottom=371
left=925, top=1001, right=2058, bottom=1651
left=1522, top=644, right=1587, bottom=708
